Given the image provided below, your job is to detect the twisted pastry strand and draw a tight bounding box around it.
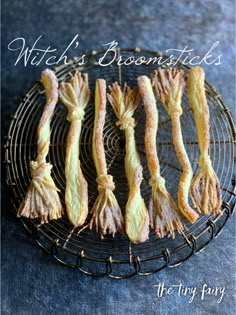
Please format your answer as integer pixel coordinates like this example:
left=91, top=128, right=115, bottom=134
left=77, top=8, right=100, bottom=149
left=152, top=68, right=199, bottom=223
left=59, top=72, right=90, bottom=226
left=188, top=66, right=222, bottom=215
left=107, top=82, right=149, bottom=244
left=138, top=75, right=184, bottom=238
left=18, top=69, right=63, bottom=223
left=89, top=79, right=124, bottom=237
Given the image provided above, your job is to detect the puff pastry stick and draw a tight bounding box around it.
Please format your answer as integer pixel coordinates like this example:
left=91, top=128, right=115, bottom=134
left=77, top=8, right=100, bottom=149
left=138, top=75, right=184, bottom=238
left=107, top=82, right=149, bottom=244
left=152, top=68, right=199, bottom=223
left=188, top=66, right=222, bottom=215
left=17, top=69, right=63, bottom=223
left=89, top=79, right=124, bottom=237
left=59, top=72, right=90, bottom=226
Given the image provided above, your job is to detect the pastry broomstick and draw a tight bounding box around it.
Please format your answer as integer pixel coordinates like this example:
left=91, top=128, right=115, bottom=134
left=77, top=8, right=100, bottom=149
left=89, top=79, right=124, bottom=237
left=107, top=82, right=149, bottom=244
left=17, top=69, right=63, bottom=223
left=138, top=75, right=184, bottom=238
left=59, top=72, right=90, bottom=226
left=188, top=66, right=222, bottom=215
left=152, top=69, right=199, bottom=223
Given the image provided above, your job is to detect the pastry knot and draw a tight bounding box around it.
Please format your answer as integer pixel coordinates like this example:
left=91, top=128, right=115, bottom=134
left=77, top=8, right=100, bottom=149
left=149, top=175, right=166, bottom=189
left=167, top=101, right=183, bottom=116
left=30, top=161, right=52, bottom=179
left=198, top=154, right=213, bottom=175
left=116, top=115, right=135, bottom=130
left=30, top=161, right=58, bottom=191
left=96, top=174, right=115, bottom=191
left=198, top=154, right=212, bottom=168
left=67, top=107, right=85, bottom=122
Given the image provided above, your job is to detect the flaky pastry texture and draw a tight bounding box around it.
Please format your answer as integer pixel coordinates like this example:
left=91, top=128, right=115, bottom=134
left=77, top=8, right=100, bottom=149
left=188, top=66, right=222, bottom=215
left=107, top=82, right=149, bottom=244
left=17, top=69, right=63, bottom=223
left=152, top=68, right=199, bottom=224
left=59, top=72, right=90, bottom=226
left=138, top=75, right=184, bottom=238
left=89, top=79, right=124, bottom=237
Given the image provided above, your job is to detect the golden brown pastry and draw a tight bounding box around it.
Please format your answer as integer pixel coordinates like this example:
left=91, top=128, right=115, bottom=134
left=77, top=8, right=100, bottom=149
left=89, top=79, right=124, bottom=237
left=107, top=82, right=149, bottom=244
left=138, top=75, right=184, bottom=238
left=17, top=69, right=63, bottom=223
left=152, top=68, right=199, bottom=224
left=59, top=72, right=90, bottom=226
left=188, top=66, right=222, bottom=215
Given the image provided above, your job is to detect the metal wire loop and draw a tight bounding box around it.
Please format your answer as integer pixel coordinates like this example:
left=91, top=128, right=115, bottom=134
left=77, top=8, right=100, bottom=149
left=223, top=201, right=232, bottom=217
left=162, top=248, right=171, bottom=266
left=106, top=256, right=113, bottom=275
left=188, top=235, right=197, bottom=254
left=133, top=256, right=141, bottom=274
left=75, top=250, right=85, bottom=269
left=50, top=239, right=60, bottom=256
left=207, top=219, right=216, bottom=239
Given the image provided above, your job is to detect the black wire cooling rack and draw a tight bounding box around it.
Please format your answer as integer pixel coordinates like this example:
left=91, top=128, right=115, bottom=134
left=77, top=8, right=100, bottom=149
left=4, top=48, right=236, bottom=278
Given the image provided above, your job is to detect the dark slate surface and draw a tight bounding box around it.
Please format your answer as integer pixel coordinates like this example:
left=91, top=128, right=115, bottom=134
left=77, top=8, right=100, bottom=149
left=1, top=1, right=235, bottom=314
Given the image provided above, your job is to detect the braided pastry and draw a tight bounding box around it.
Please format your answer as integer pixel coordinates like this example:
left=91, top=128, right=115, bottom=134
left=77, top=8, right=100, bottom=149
left=188, top=66, right=222, bottom=215
left=152, top=68, right=199, bottom=223
left=89, top=79, right=124, bottom=237
left=107, top=82, right=149, bottom=244
left=17, top=69, right=63, bottom=223
left=59, top=72, right=90, bottom=226
left=138, top=75, right=184, bottom=238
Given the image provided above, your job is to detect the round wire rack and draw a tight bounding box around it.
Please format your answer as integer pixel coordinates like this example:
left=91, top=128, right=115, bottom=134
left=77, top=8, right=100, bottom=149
left=4, top=48, right=236, bottom=278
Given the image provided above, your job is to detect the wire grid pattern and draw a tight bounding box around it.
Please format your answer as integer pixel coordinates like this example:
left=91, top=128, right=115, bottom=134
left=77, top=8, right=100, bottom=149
left=4, top=49, right=236, bottom=278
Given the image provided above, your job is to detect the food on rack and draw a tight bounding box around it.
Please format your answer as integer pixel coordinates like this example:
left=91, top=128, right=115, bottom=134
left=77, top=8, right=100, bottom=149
left=17, top=69, right=63, bottom=223
left=152, top=68, right=199, bottom=223
left=89, top=79, right=124, bottom=238
left=107, top=82, right=149, bottom=244
left=188, top=66, right=222, bottom=215
left=59, top=72, right=90, bottom=226
left=138, top=75, right=184, bottom=238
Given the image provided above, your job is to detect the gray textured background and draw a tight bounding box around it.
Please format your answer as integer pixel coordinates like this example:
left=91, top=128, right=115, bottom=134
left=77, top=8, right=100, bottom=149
left=1, top=1, right=235, bottom=314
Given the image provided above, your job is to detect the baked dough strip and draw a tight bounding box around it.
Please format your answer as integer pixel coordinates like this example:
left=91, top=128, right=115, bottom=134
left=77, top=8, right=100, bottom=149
left=89, top=79, right=124, bottom=238
left=18, top=69, right=63, bottom=223
left=59, top=72, right=89, bottom=226
left=138, top=75, right=184, bottom=238
left=188, top=66, right=222, bottom=215
left=152, top=69, right=199, bottom=223
left=107, top=82, right=149, bottom=244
